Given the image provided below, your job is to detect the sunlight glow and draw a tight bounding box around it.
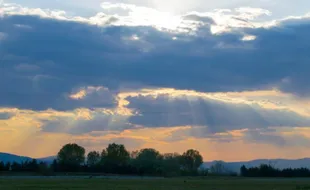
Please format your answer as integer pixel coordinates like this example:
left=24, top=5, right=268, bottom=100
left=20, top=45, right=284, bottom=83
left=1, top=2, right=300, bottom=35
left=242, top=35, right=257, bottom=41
left=100, top=2, right=183, bottom=31
left=131, top=34, right=139, bottom=40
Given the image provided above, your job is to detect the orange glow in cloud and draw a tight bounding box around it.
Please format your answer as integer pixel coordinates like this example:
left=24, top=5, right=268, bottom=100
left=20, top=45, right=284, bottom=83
left=69, top=89, right=87, bottom=100
left=1, top=87, right=310, bottom=160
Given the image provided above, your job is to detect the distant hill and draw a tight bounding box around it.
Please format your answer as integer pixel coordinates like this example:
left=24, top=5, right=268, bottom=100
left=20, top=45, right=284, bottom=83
left=203, top=158, right=310, bottom=173
left=0, top=153, right=32, bottom=163
left=0, top=153, right=55, bottom=164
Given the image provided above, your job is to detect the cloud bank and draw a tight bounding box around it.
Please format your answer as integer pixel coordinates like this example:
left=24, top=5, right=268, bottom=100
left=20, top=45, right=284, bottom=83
left=1, top=2, right=310, bottom=160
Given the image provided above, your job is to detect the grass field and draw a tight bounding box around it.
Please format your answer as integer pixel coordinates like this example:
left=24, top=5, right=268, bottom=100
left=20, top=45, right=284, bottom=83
left=1, top=177, right=310, bottom=190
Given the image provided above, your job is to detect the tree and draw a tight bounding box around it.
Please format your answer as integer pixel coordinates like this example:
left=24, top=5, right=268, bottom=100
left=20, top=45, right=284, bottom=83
left=130, top=150, right=139, bottom=159
left=51, top=159, right=58, bottom=172
left=100, top=149, right=107, bottom=158
left=180, top=149, right=203, bottom=173
left=87, top=151, right=100, bottom=167
left=102, top=143, right=130, bottom=173
left=162, top=153, right=182, bottom=176
left=133, top=148, right=163, bottom=175
left=240, top=165, right=247, bottom=176
left=57, top=143, right=85, bottom=171
left=258, top=164, right=278, bottom=177
left=38, top=162, right=53, bottom=176
left=29, top=159, right=39, bottom=172
left=5, top=162, right=11, bottom=171
left=11, top=162, right=21, bottom=172
left=0, top=161, right=5, bottom=171
left=210, top=161, right=229, bottom=175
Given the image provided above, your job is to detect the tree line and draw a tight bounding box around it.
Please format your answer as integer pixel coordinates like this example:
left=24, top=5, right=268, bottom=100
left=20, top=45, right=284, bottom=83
left=0, top=159, right=49, bottom=174
left=0, top=143, right=205, bottom=177
left=1, top=143, right=310, bottom=178
left=240, top=164, right=310, bottom=178
left=53, top=143, right=204, bottom=176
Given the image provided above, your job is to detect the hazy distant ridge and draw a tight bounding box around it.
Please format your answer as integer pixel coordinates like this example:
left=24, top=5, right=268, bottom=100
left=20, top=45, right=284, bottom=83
left=203, top=158, right=310, bottom=173
left=0, top=153, right=55, bottom=164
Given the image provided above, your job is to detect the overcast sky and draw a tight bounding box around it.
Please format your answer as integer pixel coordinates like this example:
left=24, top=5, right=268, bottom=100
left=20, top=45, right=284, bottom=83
left=1, top=0, right=310, bottom=161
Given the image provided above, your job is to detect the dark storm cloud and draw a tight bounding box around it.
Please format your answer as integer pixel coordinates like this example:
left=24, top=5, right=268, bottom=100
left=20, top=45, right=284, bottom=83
left=1, top=13, right=310, bottom=110
left=126, top=95, right=310, bottom=133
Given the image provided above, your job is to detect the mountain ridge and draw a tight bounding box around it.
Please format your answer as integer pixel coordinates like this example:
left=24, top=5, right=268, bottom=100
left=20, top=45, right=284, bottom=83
left=0, top=153, right=55, bottom=164
left=203, top=158, right=310, bottom=173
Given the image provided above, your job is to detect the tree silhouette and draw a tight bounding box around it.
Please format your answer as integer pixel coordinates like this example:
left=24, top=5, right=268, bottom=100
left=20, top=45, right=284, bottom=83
left=162, top=153, right=182, bottom=176
left=87, top=151, right=100, bottom=167
left=210, top=161, right=229, bottom=175
left=180, top=149, right=203, bottom=173
left=102, top=143, right=130, bottom=173
left=240, top=165, right=310, bottom=177
left=133, top=148, right=164, bottom=176
left=57, top=143, right=85, bottom=172
left=0, top=161, right=4, bottom=171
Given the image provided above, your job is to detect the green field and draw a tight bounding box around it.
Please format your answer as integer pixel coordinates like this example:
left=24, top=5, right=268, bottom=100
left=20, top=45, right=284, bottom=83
left=0, top=177, right=310, bottom=190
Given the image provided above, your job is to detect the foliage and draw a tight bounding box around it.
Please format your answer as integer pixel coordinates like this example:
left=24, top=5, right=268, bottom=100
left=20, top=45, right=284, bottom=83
left=57, top=143, right=85, bottom=172
left=0, top=159, right=45, bottom=173
left=209, top=160, right=236, bottom=176
left=0, top=161, right=5, bottom=171
left=101, top=143, right=131, bottom=174
left=180, top=149, right=203, bottom=174
left=133, top=148, right=164, bottom=176
left=87, top=151, right=100, bottom=167
left=2, top=143, right=309, bottom=178
left=0, top=143, right=206, bottom=177
left=162, top=153, right=182, bottom=177
left=240, top=164, right=310, bottom=177
left=38, top=162, right=54, bottom=176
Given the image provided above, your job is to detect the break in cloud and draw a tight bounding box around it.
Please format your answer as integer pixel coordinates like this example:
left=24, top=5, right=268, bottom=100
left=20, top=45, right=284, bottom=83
left=0, top=2, right=310, bottom=160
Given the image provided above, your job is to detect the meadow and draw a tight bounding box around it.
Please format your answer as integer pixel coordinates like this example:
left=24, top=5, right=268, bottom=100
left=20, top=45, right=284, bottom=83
left=1, top=177, right=310, bottom=190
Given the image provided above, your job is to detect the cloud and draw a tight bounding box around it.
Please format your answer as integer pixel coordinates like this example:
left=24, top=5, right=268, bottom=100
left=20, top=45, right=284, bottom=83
left=77, top=136, right=144, bottom=151
left=67, top=86, right=117, bottom=108
left=2, top=2, right=310, bottom=160
left=0, top=4, right=309, bottom=116
left=0, top=112, right=13, bottom=120
left=126, top=93, right=310, bottom=133
left=1, top=2, right=276, bottom=34
left=40, top=108, right=134, bottom=134
left=182, top=13, right=215, bottom=24
left=1, top=106, right=310, bottom=160
left=243, top=128, right=288, bottom=147
left=1, top=4, right=310, bottom=129
left=242, top=127, right=310, bottom=148
left=0, top=3, right=118, bottom=25
left=163, top=126, right=310, bottom=149
left=5, top=87, right=309, bottom=138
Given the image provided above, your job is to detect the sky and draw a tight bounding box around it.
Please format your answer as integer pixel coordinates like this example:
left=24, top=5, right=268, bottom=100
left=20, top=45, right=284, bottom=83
left=0, top=0, right=310, bottom=161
